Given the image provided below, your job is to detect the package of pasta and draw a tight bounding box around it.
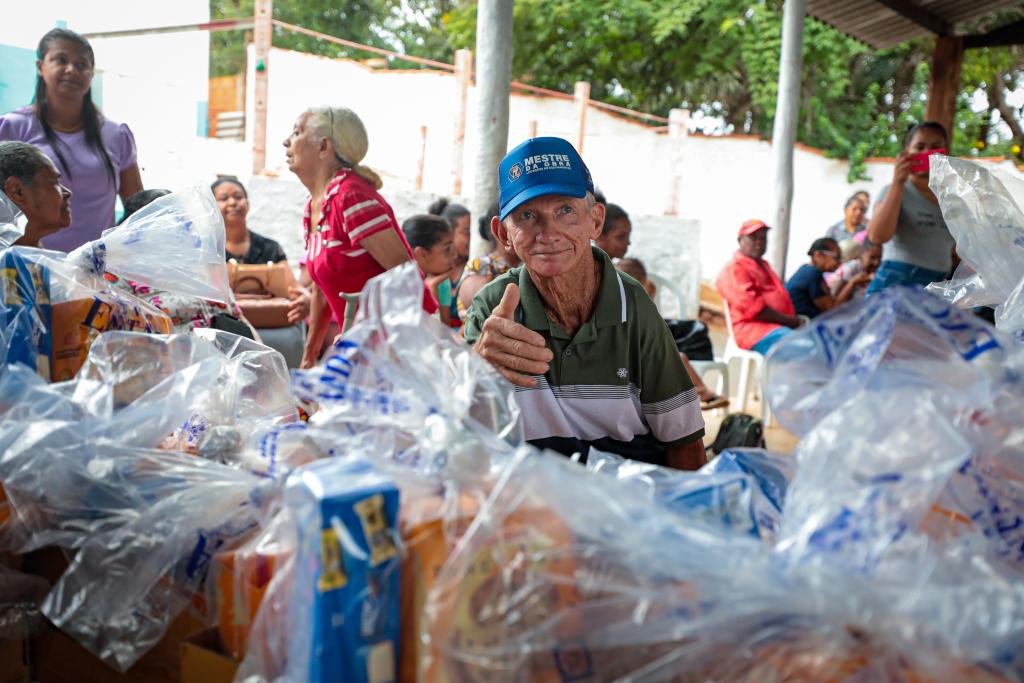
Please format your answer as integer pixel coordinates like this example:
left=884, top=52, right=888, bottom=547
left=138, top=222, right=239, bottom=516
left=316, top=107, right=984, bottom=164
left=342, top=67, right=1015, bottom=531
left=282, top=456, right=402, bottom=683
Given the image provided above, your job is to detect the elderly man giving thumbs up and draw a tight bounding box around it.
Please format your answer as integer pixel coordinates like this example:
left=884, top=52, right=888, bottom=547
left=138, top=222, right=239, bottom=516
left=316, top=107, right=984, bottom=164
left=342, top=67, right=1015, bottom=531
left=463, top=137, right=706, bottom=470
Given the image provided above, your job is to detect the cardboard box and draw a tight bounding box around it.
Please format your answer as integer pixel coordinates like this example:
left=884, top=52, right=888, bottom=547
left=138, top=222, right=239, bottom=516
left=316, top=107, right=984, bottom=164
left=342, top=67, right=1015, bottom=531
left=0, top=624, right=29, bottom=683
left=180, top=629, right=239, bottom=683
left=213, top=544, right=280, bottom=660
left=32, top=607, right=203, bottom=683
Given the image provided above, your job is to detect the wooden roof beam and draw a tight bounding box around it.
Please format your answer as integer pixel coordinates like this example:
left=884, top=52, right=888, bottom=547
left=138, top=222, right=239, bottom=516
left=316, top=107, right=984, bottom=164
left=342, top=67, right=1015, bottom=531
left=964, top=18, right=1024, bottom=48
left=875, top=0, right=952, bottom=36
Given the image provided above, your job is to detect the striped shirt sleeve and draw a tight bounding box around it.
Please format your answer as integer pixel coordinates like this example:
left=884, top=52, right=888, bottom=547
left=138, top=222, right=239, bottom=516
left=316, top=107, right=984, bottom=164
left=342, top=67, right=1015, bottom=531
left=338, top=190, right=397, bottom=244
left=636, top=295, right=705, bottom=446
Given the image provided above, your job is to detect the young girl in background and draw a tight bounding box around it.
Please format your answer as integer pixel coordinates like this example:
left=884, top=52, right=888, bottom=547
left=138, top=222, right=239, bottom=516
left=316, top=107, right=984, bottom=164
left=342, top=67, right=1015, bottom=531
left=403, top=214, right=459, bottom=327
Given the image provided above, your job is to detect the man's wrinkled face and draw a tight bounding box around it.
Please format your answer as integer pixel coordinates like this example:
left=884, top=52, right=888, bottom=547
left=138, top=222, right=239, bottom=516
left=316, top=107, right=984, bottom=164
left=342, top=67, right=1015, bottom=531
left=495, top=195, right=605, bottom=280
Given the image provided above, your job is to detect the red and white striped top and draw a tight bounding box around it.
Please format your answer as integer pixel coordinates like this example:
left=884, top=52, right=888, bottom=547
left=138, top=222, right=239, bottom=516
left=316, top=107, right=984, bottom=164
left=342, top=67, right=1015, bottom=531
left=303, top=169, right=435, bottom=324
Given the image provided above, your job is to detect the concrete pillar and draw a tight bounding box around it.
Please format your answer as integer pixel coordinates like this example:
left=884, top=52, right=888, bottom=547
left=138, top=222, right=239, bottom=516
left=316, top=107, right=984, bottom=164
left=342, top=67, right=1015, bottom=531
left=664, top=108, right=690, bottom=216
left=769, top=0, right=807, bottom=278
left=574, top=81, right=591, bottom=155
left=470, top=0, right=514, bottom=257
left=251, top=0, right=272, bottom=174
left=528, top=120, right=538, bottom=139
left=452, top=49, right=473, bottom=195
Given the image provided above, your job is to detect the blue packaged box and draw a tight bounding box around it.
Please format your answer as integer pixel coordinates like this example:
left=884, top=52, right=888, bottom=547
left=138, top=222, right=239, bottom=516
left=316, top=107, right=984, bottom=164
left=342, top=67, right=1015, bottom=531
left=286, top=457, right=401, bottom=683
left=1, top=248, right=54, bottom=379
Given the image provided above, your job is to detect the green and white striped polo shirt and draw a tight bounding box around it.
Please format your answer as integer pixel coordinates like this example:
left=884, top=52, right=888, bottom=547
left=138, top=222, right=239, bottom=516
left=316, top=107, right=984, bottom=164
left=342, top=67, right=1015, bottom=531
left=464, top=248, right=704, bottom=457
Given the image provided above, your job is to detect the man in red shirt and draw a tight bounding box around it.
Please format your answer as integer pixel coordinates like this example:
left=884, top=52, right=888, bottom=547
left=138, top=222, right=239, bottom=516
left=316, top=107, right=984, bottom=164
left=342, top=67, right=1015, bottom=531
left=716, top=219, right=802, bottom=354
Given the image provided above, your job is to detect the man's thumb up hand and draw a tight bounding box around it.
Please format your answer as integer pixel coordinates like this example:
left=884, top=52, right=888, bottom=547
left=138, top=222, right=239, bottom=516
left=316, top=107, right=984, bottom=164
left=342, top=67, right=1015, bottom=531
left=492, top=283, right=520, bottom=321
left=474, top=283, right=552, bottom=388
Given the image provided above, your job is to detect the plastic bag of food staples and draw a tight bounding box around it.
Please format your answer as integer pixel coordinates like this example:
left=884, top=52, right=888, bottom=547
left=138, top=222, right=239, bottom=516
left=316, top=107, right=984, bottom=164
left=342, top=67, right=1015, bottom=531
left=234, top=456, right=401, bottom=683
left=0, top=190, right=23, bottom=248
left=586, top=448, right=791, bottom=543
left=763, top=287, right=1024, bottom=574
left=0, top=184, right=232, bottom=382
left=428, top=449, right=1024, bottom=682
left=233, top=419, right=499, bottom=683
left=66, top=329, right=297, bottom=462
left=926, top=157, right=1024, bottom=329
left=0, top=358, right=278, bottom=670
left=68, top=184, right=231, bottom=304
left=0, top=246, right=173, bottom=381
left=292, top=262, right=522, bottom=445
left=425, top=446, right=773, bottom=683
left=763, top=285, right=1020, bottom=437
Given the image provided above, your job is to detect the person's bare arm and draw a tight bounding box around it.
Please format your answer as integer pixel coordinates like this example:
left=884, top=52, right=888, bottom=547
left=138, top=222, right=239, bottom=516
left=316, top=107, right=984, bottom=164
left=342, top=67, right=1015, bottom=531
left=457, top=273, right=489, bottom=312
left=301, top=283, right=331, bottom=369
left=360, top=229, right=412, bottom=270
left=118, top=163, right=144, bottom=204
left=824, top=271, right=872, bottom=309
left=753, top=306, right=801, bottom=328
left=868, top=152, right=911, bottom=245
left=665, top=439, right=707, bottom=471
left=473, top=284, right=553, bottom=388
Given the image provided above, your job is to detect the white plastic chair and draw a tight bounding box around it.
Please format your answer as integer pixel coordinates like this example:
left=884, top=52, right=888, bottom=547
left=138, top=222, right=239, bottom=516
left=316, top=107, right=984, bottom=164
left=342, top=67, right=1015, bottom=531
left=648, top=271, right=730, bottom=414
left=647, top=271, right=688, bottom=319
left=340, top=292, right=362, bottom=333
left=722, top=302, right=772, bottom=425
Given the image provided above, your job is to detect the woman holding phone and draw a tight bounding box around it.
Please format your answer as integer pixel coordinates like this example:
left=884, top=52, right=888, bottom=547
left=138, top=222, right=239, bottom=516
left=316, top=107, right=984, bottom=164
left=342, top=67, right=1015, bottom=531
left=866, top=121, right=953, bottom=293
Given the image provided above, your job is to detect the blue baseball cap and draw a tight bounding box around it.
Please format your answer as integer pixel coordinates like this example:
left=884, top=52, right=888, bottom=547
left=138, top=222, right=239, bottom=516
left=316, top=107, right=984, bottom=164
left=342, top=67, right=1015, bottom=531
left=498, top=137, right=594, bottom=220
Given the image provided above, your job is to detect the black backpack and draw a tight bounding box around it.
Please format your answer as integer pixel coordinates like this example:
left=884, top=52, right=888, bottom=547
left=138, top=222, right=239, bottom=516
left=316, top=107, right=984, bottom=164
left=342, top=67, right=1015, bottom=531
left=709, top=414, right=766, bottom=455
left=664, top=319, right=714, bottom=361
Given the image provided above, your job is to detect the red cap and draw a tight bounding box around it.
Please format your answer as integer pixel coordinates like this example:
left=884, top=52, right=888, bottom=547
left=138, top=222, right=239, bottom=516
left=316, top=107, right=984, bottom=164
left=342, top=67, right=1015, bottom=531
left=738, top=219, right=771, bottom=237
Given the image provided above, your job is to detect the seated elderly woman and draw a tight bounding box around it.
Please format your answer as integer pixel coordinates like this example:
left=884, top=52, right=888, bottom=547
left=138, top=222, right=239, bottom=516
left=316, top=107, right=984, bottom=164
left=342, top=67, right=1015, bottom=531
left=0, top=140, right=71, bottom=247
left=464, top=137, right=706, bottom=470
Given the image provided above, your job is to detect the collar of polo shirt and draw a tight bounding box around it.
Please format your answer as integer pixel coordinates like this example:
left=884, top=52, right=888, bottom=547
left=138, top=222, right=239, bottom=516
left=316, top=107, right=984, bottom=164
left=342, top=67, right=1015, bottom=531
left=516, top=247, right=628, bottom=340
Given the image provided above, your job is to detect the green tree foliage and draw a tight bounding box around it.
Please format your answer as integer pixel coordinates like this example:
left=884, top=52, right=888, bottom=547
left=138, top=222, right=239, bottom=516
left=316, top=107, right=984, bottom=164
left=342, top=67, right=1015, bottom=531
left=209, top=0, right=399, bottom=77
left=210, top=0, right=1024, bottom=180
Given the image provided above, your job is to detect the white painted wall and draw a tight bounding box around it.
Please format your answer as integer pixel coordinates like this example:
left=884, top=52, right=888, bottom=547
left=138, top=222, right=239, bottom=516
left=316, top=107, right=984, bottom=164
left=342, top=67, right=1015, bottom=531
left=249, top=47, right=1024, bottom=292
left=0, top=2, right=219, bottom=190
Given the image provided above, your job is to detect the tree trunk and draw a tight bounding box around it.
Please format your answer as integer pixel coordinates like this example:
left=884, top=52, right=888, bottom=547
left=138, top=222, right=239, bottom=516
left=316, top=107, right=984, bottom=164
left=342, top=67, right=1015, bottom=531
left=989, top=72, right=1024, bottom=160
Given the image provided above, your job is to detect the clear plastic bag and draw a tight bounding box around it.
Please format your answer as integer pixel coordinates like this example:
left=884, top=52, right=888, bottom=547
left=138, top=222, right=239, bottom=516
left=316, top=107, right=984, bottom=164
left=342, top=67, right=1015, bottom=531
left=68, top=184, right=231, bottom=304
left=764, top=287, right=1024, bottom=578
left=0, top=326, right=298, bottom=670
left=424, top=444, right=1024, bottom=682
left=586, top=447, right=791, bottom=542
left=292, top=262, right=522, bottom=446
left=763, top=285, right=1017, bottom=436
left=0, top=190, right=22, bottom=248
left=235, top=266, right=523, bottom=682
left=928, top=156, right=1024, bottom=339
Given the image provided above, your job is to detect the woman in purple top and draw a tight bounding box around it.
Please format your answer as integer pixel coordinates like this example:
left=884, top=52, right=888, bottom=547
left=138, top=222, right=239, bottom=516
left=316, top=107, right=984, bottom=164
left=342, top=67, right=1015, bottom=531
left=0, top=28, right=142, bottom=252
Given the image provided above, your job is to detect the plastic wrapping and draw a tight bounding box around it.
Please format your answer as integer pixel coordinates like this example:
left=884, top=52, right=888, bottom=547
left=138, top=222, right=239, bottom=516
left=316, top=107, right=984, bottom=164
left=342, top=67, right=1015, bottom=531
left=68, top=184, right=231, bottom=304
left=927, top=157, right=1024, bottom=339
left=763, top=285, right=1017, bottom=436
left=0, top=326, right=298, bottom=671
left=236, top=266, right=523, bottom=683
left=424, top=444, right=1024, bottom=682
left=0, top=190, right=22, bottom=248
left=587, top=448, right=791, bottom=542
left=765, top=286, right=1024, bottom=579
left=292, top=262, right=522, bottom=447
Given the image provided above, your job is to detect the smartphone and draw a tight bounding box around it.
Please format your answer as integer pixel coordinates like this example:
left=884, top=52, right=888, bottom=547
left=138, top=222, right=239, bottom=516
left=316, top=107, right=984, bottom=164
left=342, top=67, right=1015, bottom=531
left=908, top=148, right=947, bottom=173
